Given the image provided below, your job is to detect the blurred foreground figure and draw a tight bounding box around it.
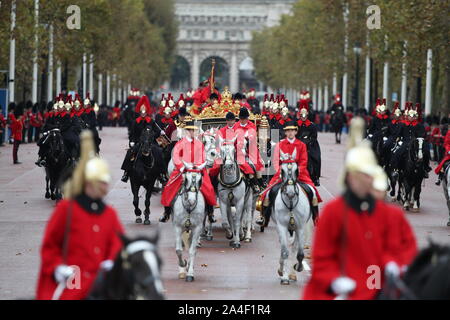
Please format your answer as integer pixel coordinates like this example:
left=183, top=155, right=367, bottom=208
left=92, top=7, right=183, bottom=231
left=36, top=131, right=124, bottom=300
left=303, top=117, right=417, bottom=300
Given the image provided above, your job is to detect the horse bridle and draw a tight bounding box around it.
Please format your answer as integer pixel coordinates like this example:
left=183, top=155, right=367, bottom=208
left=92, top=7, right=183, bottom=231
left=280, top=162, right=300, bottom=211
left=219, top=144, right=242, bottom=188
left=179, top=170, right=201, bottom=215
left=120, top=240, right=164, bottom=299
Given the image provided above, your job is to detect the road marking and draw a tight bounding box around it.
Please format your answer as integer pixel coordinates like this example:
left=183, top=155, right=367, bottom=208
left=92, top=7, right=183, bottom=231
left=4, top=167, right=40, bottom=188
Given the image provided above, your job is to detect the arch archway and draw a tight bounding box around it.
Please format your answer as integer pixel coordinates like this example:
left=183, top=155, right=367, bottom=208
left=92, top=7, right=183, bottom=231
left=170, top=55, right=191, bottom=91
left=199, top=56, right=229, bottom=91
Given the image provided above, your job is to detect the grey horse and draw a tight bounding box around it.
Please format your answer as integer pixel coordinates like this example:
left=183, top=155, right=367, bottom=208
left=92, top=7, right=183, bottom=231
left=273, top=149, right=313, bottom=285
left=172, top=161, right=207, bottom=282
left=217, top=138, right=248, bottom=248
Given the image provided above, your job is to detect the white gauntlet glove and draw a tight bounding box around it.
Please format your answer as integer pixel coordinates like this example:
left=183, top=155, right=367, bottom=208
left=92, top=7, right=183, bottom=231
left=100, top=260, right=114, bottom=271
left=161, top=130, right=165, bottom=135
left=129, top=142, right=135, bottom=148
left=385, top=261, right=400, bottom=278
left=331, top=276, right=356, bottom=296
left=54, top=265, right=75, bottom=283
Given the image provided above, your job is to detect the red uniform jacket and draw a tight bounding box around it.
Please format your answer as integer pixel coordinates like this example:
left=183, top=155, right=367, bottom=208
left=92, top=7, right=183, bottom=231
left=161, top=137, right=217, bottom=207
left=30, top=112, right=44, bottom=128
left=260, top=138, right=321, bottom=203
left=303, top=196, right=417, bottom=300
left=10, top=115, right=23, bottom=141
left=233, top=121, right=264, bottom=174
left=161, top=118, right=176, bottom=141
left=431, top=127, right=442, bottom=146
left=435, top=130, right=450, bottom=174
left=0, top=113, right=6, bottom=128
left=36, top=198, right=124, bottom=300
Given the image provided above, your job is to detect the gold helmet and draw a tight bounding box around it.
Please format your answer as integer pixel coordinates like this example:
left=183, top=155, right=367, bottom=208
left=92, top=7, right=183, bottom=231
left=340, top=117, right=380, bottom=189
left=164, top=106, right=172, bottom=115
left=63, top=131, right=111, bottom=198
left=281, top=107, right=289, bottom=116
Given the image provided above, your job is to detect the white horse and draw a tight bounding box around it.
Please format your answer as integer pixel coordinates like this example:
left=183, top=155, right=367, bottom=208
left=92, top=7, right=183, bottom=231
left=442, top=164, right=450, bottom=227
left=172, top=161, right=207, bottom=282
left=273, top=150, right=313, bottom=285
left=217, top=138, right=248, bottom=248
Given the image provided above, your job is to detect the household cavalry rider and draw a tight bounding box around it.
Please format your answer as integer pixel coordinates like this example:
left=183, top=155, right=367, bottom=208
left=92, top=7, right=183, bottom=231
left=367, top=99, right=390, bottom=156
left=56, top=95, right=81, bottom=160
left=81, top=93, right=101, bottom=154
left=388, top=102, right=431, bottom=179
left=120, top=95, right=163, bottom=183
left=35, top=97, right=60, bottom=167
left=36, top=131, right=124, bottom=300
left=297, top=99, right=322, bottom=187
left=233, top=107, right=265, bottom=192
left=256, top=121, right=322, bottom=228
left=158, top=121, right=217, bottom=223
left=382, top=101, right=404, bottom=161
left=303, top=117, right=417, bottom=300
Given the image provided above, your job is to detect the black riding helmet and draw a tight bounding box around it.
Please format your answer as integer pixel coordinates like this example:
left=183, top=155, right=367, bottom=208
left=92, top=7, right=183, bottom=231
left=226, top=112, right=236, bottom=121
left=239, top=107, right=250, bottom=119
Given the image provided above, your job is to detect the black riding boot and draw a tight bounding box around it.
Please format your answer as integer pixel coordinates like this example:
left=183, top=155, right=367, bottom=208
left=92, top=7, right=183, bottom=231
left=256, top=206, right=272, bottom=227
left=121, top=171, right=129, bottom=183
left=257, top=177, right=266, bottom=189
left=159, top=207, right=172, bottom=223
left=250, top=176, right=260, bottom=193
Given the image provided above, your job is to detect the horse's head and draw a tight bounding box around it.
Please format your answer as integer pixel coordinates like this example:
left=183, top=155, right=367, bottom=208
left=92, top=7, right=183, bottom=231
left=219, top=137, right=237, bottom=167
left=49, top=130, right=64, bottom=158
left=280, top=150, right=299, bottom=199
left=202, top=128, right=218, bottom=167
left=140, top=127, right=154, bottom=157
left=182, top=162, right=206, bottom=207
left=410, top=137, right=425, bottom=162
left=118, top=233, right=164, bottom=300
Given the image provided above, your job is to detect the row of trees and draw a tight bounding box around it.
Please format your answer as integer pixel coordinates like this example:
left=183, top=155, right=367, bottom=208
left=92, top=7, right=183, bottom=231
left=250, top=0, right=449, bottom=115
left=0, top=0, right=178, bottom=103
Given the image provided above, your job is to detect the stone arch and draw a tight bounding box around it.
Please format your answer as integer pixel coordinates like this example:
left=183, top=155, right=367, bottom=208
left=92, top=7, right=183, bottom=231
left=199, top=56, right=230, bottom=91
left=170, top=55, right=191, bottom=91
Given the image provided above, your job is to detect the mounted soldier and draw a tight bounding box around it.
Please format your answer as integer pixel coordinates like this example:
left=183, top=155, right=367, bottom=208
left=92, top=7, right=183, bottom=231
left=57, top=95, right=81, bottom=160
left=389, top=102, right=431, bottom=179
left=159, top=121, right=217, bottom=223
left=120, top=95, right=163, bottom=183
left=256, top=121, right=322, bottom=228
left=382, top=102, right=404, bottom=166
left=367, top=99, right=390, bottom=165
left=81, top=94, right=101, bottom=154
left=297, top=100, right=321, bottom=186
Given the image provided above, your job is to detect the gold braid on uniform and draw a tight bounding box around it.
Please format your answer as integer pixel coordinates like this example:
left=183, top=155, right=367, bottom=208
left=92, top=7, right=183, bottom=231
left=63, top=130, right=96, bottom=199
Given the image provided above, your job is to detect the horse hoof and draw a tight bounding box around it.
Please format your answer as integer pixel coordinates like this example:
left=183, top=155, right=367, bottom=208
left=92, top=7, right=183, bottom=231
left=233, top=242, right=241, bottom=249
left=178, top=273, right=186, bottom=280
left=411, top=208, right=420, bottom=213
left=289, top=274, right=297, bottom=281
left=244, top=238, right=252, bottom=243
left=225, top=232, right=233, bottom=240
left=185, top=276, right=195, bottom=282
left=293, top=263, right=304, bottom=272
left=144, top=219, right=151, bottom=225
left=45, top=192, right=51, bottom=199
left=280, top=279, right=290, bottom=285
left=135, top=217, right=142, bottom=224
left=447, top=221, right=450, bottom=227
left=260, top=226, right=265, bottom=233
left=50, top=194, right=56, bottom=200
left=206, top=236, right=213, bottom=241
left=277, top=269, right=283, bottom=277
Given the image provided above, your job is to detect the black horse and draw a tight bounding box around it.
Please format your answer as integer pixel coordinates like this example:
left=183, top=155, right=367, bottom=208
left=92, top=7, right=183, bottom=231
left=88, top=234, right=165, bottom=300
left=401, top=138, right=427, bottom=212
left=43, top=129, right=72, bottom=201
left=129, top=127, right=164, bottom=225
left=380, top=242, right=450, bottom=300
left=330, top=109, right=346, bottom=144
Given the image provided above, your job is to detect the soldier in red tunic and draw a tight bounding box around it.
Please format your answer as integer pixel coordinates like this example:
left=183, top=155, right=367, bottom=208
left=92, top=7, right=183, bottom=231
left=434, top=128, right=450, bottom=187
left=36, top=131, right=124, bottom=300
left=233, top=107, right=265, bottom=192
left=10, top=109, right=24, bottom=164
left=159, top=121, right=217, bottom=222
left=256, top=121, right=322, bottom=228
left=302, top=117, right=417, bottom=300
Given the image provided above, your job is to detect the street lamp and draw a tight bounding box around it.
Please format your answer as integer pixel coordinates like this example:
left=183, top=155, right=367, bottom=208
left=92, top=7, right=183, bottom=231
left=353, top=42, right=362, bottom=110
